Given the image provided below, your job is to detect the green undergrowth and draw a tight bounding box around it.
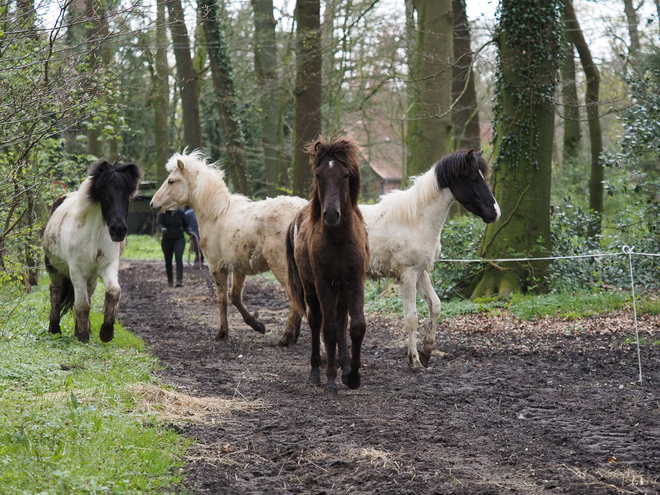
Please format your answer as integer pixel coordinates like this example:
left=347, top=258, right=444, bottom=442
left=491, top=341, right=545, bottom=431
left=365, top=278, right=660, bottom=321
left=0, top=279, right=188, bottom=494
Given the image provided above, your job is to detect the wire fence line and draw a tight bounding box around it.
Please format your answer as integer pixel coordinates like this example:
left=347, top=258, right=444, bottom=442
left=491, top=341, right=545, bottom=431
left=435, top=246, right=658, bottom=385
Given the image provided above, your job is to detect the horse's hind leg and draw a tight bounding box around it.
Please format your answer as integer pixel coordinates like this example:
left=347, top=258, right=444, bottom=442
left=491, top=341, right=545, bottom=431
left=416, top=271, right=441, bottom=368
left=99, top=271, right=120, bottom=343
left=303, top=282, right=323, bottom=387
left=401, top=269, right=424, bottom=371
left=230, top=272, right=266, bottom=335
left=212, top=268, right=230, bottom=340
left=278, top=307, right=302, bottom=346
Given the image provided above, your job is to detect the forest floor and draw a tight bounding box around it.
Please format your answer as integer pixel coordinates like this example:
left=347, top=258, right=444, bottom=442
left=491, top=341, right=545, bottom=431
left=118, top=260, right=660, bottom=494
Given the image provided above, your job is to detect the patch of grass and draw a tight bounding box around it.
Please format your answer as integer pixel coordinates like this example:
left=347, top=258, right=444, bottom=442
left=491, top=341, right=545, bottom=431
left=508, top=291, right=631, bottom=320
left=0, top=278, right=189, bottom=493
left=123, top=234, right=190, bottom=261
left=365, top=277, right=657, bottom=321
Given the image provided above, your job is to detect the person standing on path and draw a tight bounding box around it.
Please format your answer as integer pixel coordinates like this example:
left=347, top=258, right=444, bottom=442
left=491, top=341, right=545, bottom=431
left=185, top=206, right=204, bottom=268
left=157, top=208, right=188, bottom=287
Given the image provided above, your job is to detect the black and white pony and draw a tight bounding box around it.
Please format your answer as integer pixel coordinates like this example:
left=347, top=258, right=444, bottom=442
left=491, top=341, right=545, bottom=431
left=43, top=159, right=142, bottom=343
left=360, top=149, right=500, bottom=370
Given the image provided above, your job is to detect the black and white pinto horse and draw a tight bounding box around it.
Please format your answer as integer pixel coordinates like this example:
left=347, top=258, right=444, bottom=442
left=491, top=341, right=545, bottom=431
left=43, top=160, right=142, bottom=343
left=360, top=149, right=500, bottom=370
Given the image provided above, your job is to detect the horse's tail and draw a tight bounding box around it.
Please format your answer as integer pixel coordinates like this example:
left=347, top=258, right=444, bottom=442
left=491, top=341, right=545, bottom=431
left=286, top=220, right=306, bottom=317
left=59, top=276, right=75, bottom=317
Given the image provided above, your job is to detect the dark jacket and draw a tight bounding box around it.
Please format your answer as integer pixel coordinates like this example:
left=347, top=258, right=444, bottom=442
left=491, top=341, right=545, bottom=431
left=185, top=208, right=199, bottom=237
left=157, top=209, right=188, bottom=241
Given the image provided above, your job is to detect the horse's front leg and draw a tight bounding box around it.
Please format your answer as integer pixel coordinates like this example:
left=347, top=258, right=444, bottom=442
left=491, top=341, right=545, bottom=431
left=99, top=268, right=120, bottom=343
left=401, top=269, right=424, bottom=371
left=416, top=270, right=441, bottom=367
left=346, top=285, right=367, bottom=390
left=230, top=272, right=266, bottom=334
left=335, top=294, right=351, bottom=386
left=47, top=271, right=64, bottom=334
left=212, top=268, right=230, bottom=340
left=303, top=280, right=323, bottom=387
left=71, top=273, right=91, bottom=343
left=317, top=282, right=339, bottom=398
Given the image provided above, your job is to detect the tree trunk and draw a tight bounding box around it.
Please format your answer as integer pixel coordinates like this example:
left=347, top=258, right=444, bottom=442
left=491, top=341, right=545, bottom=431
left=85, top=0, right=104, bottom=159
left=292, top=0, right=322, bottom=198
left=451, top=0, right=480, bottom=151
left=167, top=0, right=203, bottom=151
left=470, top=0, right=562, bottom=300
left=564, top=0, right=603, bottom=236
left=154, top=0, right=171, bottom=184
left=561, top=41, right=581, bottom=164
left=406, top=0, right=453, bottom=178
left=623, top=0, right=641, bottom=58
left=251, top=0, right=279, bottom=197
left=199, top=0, right=250, bottom=196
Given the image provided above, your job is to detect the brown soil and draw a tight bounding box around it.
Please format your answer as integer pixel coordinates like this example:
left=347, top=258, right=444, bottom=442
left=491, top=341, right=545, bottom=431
left=118, top=260, right=660, bottom=494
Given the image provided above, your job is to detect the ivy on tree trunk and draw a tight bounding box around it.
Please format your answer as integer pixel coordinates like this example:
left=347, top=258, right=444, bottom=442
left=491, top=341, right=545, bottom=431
left=470, top=0, right=563, bottom=300
left=199, top=0, right=250, bottom=196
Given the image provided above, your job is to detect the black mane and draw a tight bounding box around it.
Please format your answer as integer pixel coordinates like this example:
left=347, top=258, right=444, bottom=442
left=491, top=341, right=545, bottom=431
left=87, top=159, right=142, bottom=203
left=434, top=149, right=489, bottom=189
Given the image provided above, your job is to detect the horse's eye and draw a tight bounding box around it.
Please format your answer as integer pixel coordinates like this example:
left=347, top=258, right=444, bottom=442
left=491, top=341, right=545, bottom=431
left=168, top=179, right=174, bottom=184
left=343, top=173, right=349, bottom=180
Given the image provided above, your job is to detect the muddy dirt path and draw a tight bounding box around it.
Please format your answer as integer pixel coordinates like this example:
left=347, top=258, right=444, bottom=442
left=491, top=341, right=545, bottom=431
left=118, top=260, right=660, bottom=494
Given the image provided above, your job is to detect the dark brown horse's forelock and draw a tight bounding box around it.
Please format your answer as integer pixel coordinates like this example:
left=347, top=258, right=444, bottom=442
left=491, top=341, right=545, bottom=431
left=305, top=136, right=362, bottom=221
left=434, top=149, right=489, bottom=189
left=87, top=160, right=142, bottom=204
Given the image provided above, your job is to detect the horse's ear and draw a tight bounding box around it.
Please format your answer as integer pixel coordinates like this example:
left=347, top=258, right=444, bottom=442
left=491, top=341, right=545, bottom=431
left=177, top=160, right=185, bottom=171
left=466, top=149, right=474, bottom=160
left=477, top=150, right=484, bottom=156
left=314, top=141, right=322, bottom=152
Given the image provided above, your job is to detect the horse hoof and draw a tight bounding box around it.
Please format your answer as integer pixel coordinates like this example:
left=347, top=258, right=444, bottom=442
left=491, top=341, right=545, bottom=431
left=341, top=367, right=351, bottom=386
left=99, top=325, right=114, bottom=343
left=49, top=325, right=61, bottom=334
left=253, top=322, right=266, bottom=335
left=346, top=370, right=360, bottom=390
left=419, top=350, right=432, bottom=368
left=278, top=333, right=292, bottom=347
left=309, top=369, right=321, bottom=386
left=76, top=334, right=90, bottom=344
left=325, top=385, right=338, bottom=399
left=215, top=332, right=228, bottom=341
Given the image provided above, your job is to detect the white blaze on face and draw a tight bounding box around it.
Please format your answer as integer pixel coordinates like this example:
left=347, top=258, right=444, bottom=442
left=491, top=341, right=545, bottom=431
left=479, top=170, right=485, bottom=180
left=329, top=160, right=334, bottom=168
left=293, top=222, right=298, bottom=246
left=494, top=199, right=501, bottom=221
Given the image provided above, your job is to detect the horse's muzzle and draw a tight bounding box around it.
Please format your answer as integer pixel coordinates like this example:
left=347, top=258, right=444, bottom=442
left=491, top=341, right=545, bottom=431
left=109, top=225, right=127, bottom=242
left=323, top=208, right=341, bottom=227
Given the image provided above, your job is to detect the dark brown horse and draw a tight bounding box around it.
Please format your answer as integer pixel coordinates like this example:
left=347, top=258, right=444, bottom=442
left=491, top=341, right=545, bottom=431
left=286, top=136, right=370, bottom=399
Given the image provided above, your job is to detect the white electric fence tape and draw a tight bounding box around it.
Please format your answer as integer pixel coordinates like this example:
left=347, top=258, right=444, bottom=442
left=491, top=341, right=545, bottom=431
left=434, top=245, right=660, bottom=385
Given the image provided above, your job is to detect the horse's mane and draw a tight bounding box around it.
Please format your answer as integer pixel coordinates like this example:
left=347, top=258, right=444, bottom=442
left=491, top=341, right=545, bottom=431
left=166, top=150, right=238, bottom=217
left=74, top=159, right=142, bottom=216
left=378, top=149, right=490, bottom=225
left=305, top=135, right=362, bottom=221
left=87, top=160, right=142, bottom=202
left=435, top=149, right=489, bottom=188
